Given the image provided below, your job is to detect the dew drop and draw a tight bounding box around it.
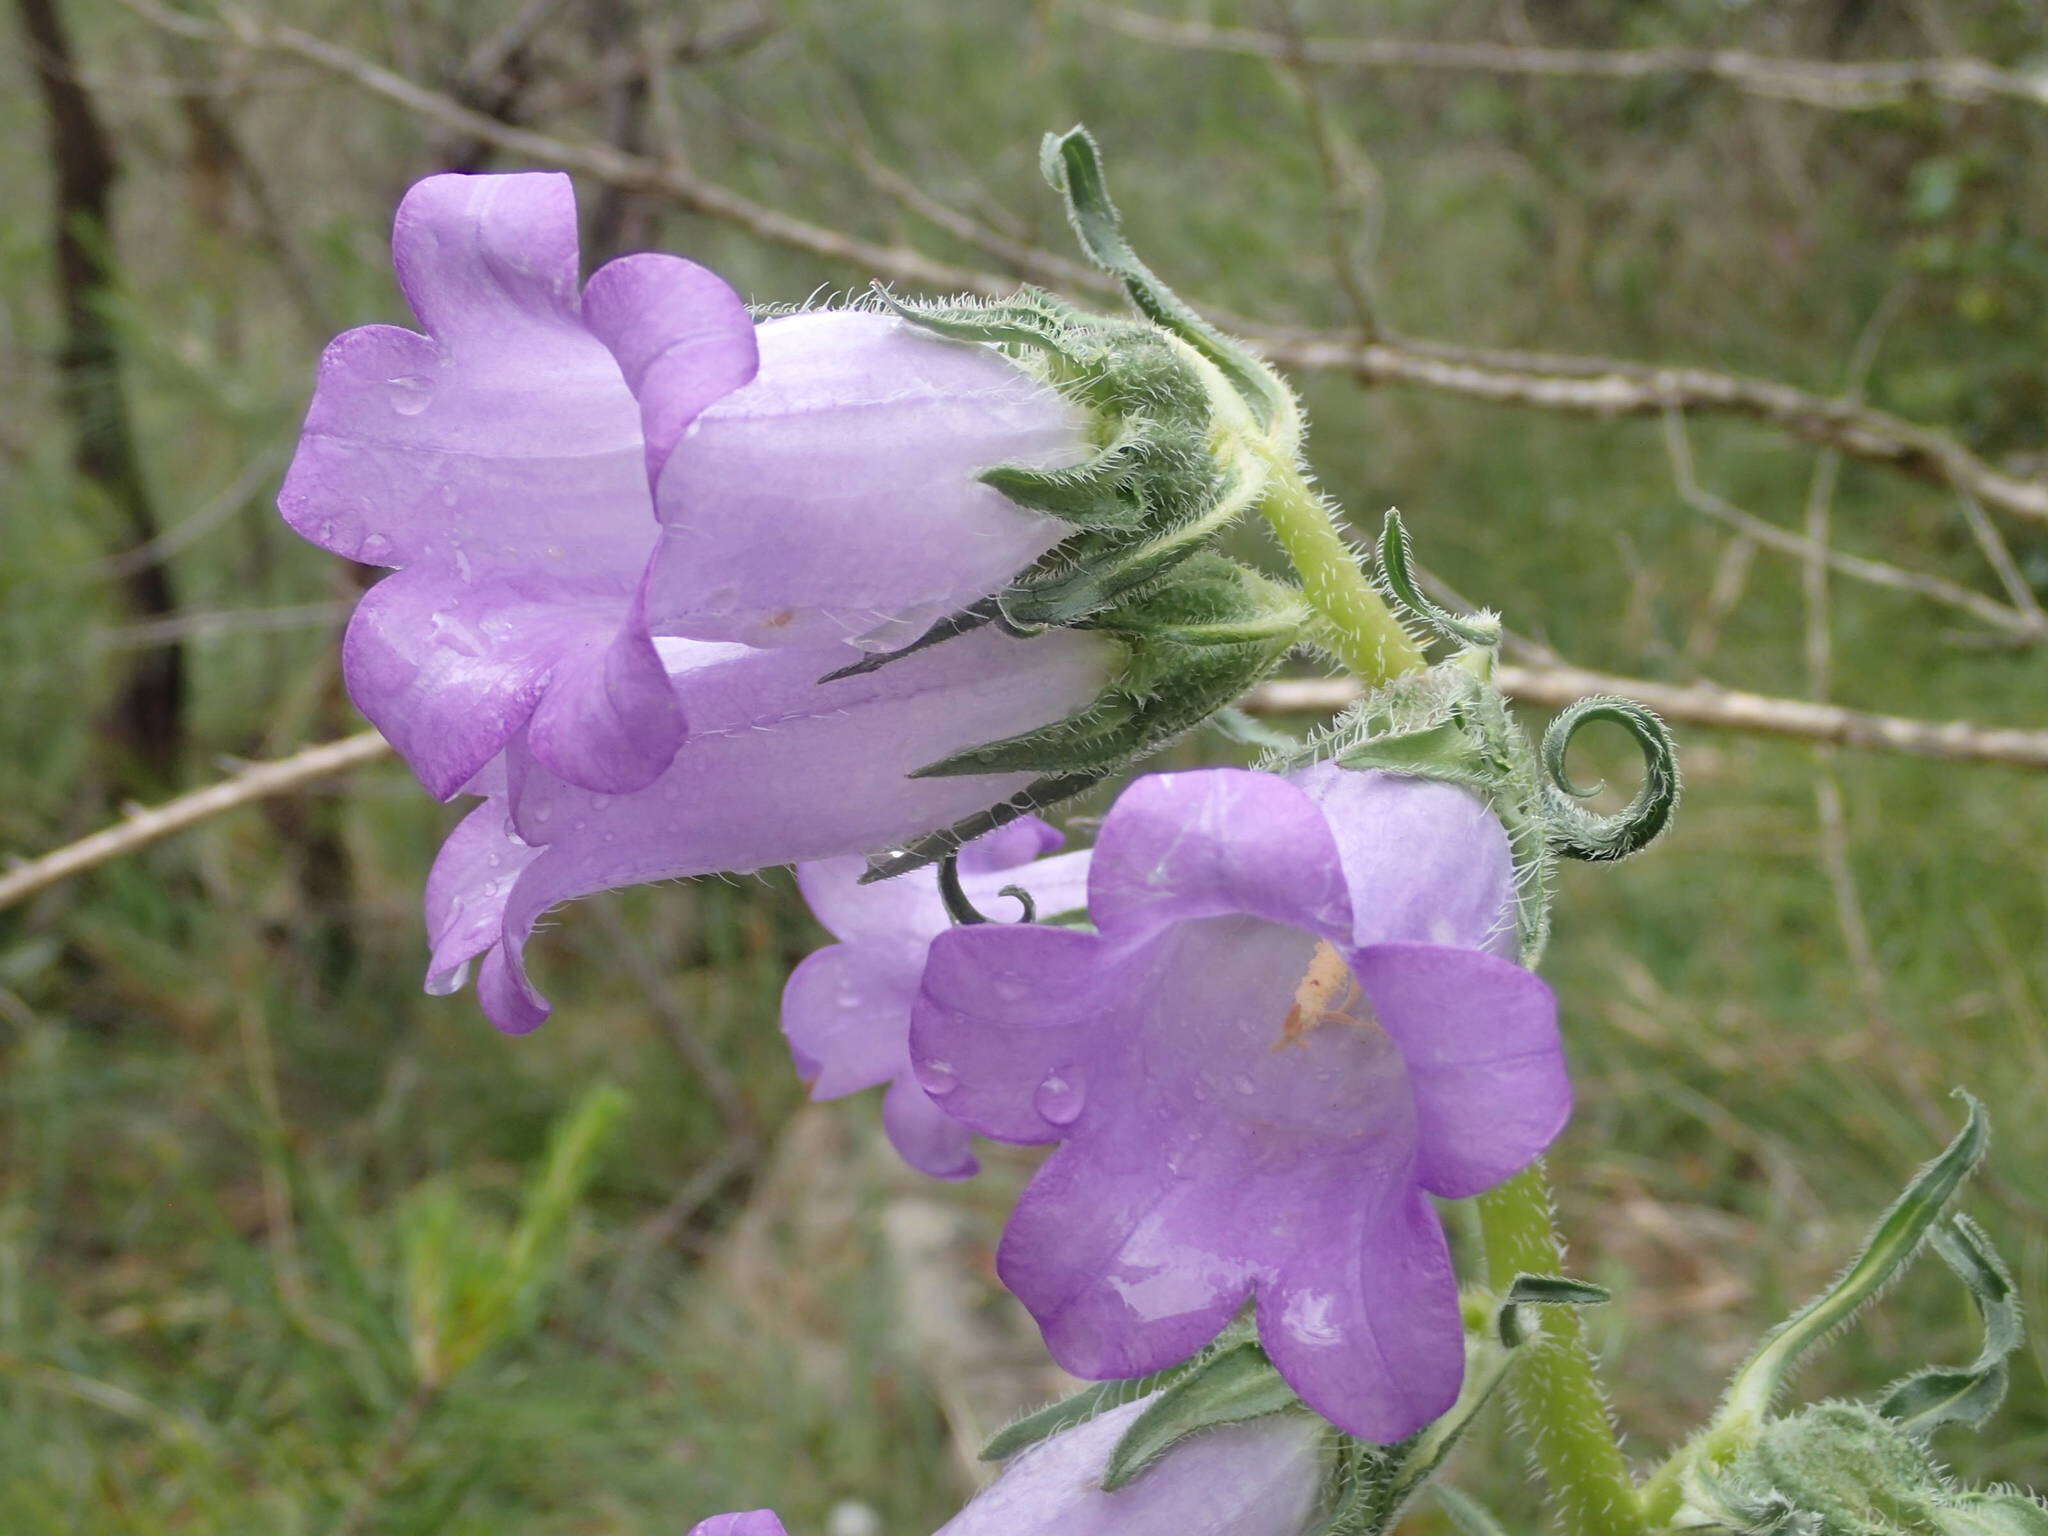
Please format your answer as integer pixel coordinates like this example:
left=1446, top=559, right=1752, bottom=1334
left=386, top=374, right=435, bottom=415
left=1233, top=1073, right=1257, bottom=1096
left=914, top=1058, right=959, bottom=1096
left=1033, top=1069, right=1085, bottom=1126
left=357, top=533, right=393, bottom=562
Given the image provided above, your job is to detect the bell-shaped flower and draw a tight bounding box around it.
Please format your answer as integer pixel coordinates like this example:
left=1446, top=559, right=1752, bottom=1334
left=687, top=1389, right=1329, bottom=1536
left=785, top=819, right=1090, bottom=1179
left=281, top=171, right=756, bottom=798
left=426, top=623, right=1112, bottom=1035
left=283, top=172, right=1087, bottom=799
left=909, top=765, right=1570, bottom=1443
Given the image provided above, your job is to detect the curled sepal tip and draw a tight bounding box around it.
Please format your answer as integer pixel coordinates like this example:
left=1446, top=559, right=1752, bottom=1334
left=1539, top=695, right=1681, bottom=862
left=1876, top=1213, right=2020, bottom=1437
left=1041, top=124, right=1285, bottom=428
left=935, top=852, right=1038, bottom=927
left=1375, top=510, right=1500, bottom=651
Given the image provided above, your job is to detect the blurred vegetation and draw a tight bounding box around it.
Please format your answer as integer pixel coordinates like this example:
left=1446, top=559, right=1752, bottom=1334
left=4, top=0, right=2048, bottom=1531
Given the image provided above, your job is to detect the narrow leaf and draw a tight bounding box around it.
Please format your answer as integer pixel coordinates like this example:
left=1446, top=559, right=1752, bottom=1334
left=981, top=1367, right=1187, bottom=1463
left=1506, top=1274, right=1613, bottom=1308
left=1719, top=1093, right=1989, bottom=1429
left=1101, top=1342, right=1302, bottom=1491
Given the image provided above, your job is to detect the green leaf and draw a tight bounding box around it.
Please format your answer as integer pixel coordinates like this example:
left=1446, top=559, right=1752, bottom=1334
left=1040, top=125, right=1284, bottom=427
left=1101, top=1342, right=1303, bottom=1491
left=1505, top=1274, right=1613, bottom=1308
left=1718, top=1093, right=1989, bottom=1430
left=981, top=1367, right=1189, bottom=1463
left=1433, top=1485, right=1516, bottom=1536
left=1877, top=1214, right=2021, bottom=1436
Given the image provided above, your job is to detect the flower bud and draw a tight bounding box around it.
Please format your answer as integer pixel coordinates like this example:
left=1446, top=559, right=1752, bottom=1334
left=686, top=1391, right=1329, bottom=1536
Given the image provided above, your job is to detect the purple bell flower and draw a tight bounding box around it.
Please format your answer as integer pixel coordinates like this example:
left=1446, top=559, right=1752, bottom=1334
left=785, top=818, right=1091, bottom=1179
left=425, top=624, right=1111, bottom=1035
left=687, top=1389, right=1329, bottom=1536
left=909, top=765, right=1571, bottom=1443
left=283, top=172, right=1086, bottom=800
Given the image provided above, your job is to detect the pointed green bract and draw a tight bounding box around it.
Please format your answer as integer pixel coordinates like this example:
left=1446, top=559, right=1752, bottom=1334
left=1376, top=509, right=1500, bottom=650
left=1101, top=1342, right=1306, bottom=1491
left=1040, top=125, right=1287, bottom=428
left=864, top=556, right=1304, bottom=881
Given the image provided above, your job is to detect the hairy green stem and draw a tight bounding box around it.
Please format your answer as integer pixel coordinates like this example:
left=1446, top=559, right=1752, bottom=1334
left=1480, top=1164, right=1648, bottom=1536
left=1253, top=460, right=1427, bottom=684
left=1256, top=470, right=1646, bottom=1532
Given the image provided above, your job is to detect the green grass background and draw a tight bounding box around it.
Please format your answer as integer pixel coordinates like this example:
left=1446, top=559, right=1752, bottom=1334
left=4, top=0, right=2048, bottom=1530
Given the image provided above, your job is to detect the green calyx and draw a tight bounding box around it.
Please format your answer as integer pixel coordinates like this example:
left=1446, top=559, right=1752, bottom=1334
left=1690, top=1402, right=2048, bottom=1536
left=864, top=554, right=1307, bottom=881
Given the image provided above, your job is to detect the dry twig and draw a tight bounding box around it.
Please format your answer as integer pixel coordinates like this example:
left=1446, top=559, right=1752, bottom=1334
left=1095, top=8, right=2048, bottom=114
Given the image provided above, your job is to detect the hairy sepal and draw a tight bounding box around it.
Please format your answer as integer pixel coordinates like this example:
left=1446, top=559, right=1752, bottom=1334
left=863, top=557, right=1304, bottom=881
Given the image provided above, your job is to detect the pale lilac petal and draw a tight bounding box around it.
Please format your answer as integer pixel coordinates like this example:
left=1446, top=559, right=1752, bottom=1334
left=882, top=1075, right=979, bottom=1182
left=687, top=1514, right=788, bottom=1536
left=1350, top=941, right=1569, bottom=1199
left=342, top=569, right=680, bottom=799
left=580, top=252, right=759, bottom=484
left=1086, top=769, right=1352, bottom=947
left=644, top=311, right=1083, bottom=650
left=1292, top=763, right=1518, bottom=957
left=281, top=174, right=651, bottom=581
left=911, top=923, right=1115, bottom=1145
left=1255, top=1173, right=1464, bottom=1443
left=780, top=942, right=922, bottom=1097
left=520, top=596, right=686, bottom=794
left=423, top=801, right=538, bottom=994
left=439, top=625, right=1111, bottom=1032
left=997, top=1148, right=1256, bottom=1380
left=938, top=1393, right=1327, bottom=1536
left=957, top=815, right=1064, bottom=876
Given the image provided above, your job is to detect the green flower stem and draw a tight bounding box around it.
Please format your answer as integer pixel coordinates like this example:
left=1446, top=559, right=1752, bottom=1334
left=1251, top=458, right=1426, bottom=685
left=1480, top=1164, right=1649, bottom=1536
left=1251, top=463, right=1648, bottom=1533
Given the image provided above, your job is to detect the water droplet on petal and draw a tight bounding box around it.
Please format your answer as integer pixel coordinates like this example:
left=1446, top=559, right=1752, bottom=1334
left=357, top=533, right=393, bottom=562
left=1032, top=1069, right=1085, bottom=1126
left=387, top=374, right=434, bottom=415
left=914, top=1058, right=958, bottom=1096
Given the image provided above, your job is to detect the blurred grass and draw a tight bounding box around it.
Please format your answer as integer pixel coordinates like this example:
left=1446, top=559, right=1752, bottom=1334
left=4, top=0, right=2048, bottom=1529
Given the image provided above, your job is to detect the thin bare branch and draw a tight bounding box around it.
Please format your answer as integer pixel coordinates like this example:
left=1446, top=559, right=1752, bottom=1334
left=1658, top=410, right=2042, bottom=639
left=1244, top=668, right=2048, bottom=771
left=0, top=731, right=392, bottom=912
left=1956, top=491, right=2047, bottom=625
left=1266, top=333, right=2048, bottom=527
left=1095, top=7, right=2048, bottom=114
